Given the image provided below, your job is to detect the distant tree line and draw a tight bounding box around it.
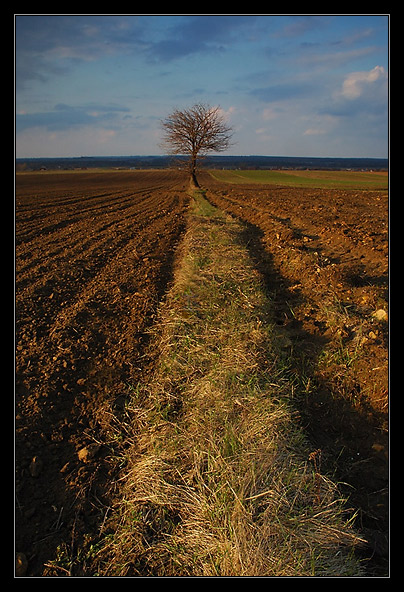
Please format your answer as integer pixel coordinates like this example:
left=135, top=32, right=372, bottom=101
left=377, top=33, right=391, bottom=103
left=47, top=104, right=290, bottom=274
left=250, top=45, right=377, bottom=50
left=16, top=155, right=388, bottom=172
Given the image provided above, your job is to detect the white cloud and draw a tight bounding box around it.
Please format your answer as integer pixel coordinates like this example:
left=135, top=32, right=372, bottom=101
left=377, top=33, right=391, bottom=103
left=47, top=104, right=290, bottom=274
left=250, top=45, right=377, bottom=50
left=341, top=65, right=387, bottom=99
left=303, top=128, right=326, bottom=136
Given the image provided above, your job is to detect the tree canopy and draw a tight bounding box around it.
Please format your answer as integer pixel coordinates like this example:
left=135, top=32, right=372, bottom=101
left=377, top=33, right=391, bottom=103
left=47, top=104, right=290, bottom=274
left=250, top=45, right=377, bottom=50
left=160, top=103, right=233, bottom=187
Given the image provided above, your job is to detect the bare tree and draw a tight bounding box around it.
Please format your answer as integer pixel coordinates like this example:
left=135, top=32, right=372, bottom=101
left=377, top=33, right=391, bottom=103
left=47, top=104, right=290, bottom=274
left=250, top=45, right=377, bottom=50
left=160, top=103, right=233, bottom=188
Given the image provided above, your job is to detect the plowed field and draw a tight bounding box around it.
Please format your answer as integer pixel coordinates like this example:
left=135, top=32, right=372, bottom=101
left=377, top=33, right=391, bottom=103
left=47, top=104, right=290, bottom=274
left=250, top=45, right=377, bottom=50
left=201, top=171, right=389, bottom=567
left=15, top=170, right=189, bottom=575
left=15, top=169, right=389, bottom=576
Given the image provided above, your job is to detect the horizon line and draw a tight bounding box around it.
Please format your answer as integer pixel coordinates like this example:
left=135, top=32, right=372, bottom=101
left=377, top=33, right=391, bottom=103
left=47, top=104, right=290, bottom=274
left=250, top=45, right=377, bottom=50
left=16, top=154, right=389, bottom=161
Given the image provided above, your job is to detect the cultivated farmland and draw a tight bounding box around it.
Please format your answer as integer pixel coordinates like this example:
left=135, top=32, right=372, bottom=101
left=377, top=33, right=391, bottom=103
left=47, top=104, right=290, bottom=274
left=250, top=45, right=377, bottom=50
left=15, top=169, right=388, bottom=576
left=15, top=170, right=189, bottom=574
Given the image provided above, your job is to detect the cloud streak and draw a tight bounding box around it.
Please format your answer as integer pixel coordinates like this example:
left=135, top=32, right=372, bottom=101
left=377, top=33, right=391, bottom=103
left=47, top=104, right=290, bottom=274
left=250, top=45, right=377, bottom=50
left=16, top=103, right=130, bottom=132
left=15, top=15, right=148, bottom=90
left=250, top=80, right=314, bottom=103
left=145, top=15, right=261, bottom=61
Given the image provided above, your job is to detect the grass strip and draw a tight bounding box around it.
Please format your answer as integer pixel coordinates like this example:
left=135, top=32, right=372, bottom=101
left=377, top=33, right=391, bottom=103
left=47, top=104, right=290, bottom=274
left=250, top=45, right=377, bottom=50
left=99, top=190, right=365, bottom=576
left=209, top=169, right=388, bottom=190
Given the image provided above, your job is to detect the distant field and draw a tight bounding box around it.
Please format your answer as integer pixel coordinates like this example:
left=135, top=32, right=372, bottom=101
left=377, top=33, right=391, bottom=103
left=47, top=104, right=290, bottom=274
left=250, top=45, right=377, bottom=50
left=209, top=169, right=388, bottom=190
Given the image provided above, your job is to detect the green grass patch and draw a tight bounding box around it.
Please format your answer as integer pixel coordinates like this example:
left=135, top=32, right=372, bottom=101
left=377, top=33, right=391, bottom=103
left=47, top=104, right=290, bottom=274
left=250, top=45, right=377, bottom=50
left=209, top=169, right=388, bottom=190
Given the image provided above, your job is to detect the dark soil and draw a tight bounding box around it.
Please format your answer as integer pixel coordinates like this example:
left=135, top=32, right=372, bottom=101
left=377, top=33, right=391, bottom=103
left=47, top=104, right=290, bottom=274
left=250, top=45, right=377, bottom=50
left=15, top=171, right=189, bottom=576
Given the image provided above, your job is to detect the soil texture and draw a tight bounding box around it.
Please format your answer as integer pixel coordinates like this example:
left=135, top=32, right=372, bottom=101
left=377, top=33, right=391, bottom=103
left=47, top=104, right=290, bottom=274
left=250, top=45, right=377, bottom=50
left=15, top=171, right=189, bottom=576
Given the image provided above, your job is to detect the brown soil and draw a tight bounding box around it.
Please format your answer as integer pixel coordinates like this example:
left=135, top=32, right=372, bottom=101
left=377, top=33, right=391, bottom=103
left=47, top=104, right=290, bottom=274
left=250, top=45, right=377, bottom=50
left=15, top=169, right=389, bottom=576
left=15, top=170, right=189, bottom=576
left=201, top=172, right=389, bottom=573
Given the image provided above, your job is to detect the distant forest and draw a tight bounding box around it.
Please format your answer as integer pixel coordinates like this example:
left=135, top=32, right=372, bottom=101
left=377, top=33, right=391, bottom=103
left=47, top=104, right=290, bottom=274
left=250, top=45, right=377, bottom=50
left=16, top=154, right=388, bottom=172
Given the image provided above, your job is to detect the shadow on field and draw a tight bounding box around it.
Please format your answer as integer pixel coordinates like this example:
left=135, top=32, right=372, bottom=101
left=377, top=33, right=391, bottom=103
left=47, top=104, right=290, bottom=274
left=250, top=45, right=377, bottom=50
left=237, top=217, right=389, bottom=576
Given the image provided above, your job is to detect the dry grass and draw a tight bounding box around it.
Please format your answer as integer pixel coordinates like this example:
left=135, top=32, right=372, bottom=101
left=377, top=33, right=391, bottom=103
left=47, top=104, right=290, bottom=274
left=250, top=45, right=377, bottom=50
left=95, top=190, right=365, bottom=576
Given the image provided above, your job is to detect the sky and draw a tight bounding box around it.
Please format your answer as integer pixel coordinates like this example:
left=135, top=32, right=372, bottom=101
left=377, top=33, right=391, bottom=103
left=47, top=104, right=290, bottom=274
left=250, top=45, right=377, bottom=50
left=15, top=14, right=389, bottom=159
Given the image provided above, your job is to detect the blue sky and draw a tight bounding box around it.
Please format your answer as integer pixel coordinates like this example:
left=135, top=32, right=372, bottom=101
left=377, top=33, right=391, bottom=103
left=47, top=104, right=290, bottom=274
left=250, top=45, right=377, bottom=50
left=15, top=14, right=389, bottom=158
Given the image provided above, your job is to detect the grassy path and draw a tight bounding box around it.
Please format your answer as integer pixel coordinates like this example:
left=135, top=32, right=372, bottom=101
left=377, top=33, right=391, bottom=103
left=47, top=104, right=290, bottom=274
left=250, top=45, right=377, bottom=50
left=95, top=190, right=365, bottom=576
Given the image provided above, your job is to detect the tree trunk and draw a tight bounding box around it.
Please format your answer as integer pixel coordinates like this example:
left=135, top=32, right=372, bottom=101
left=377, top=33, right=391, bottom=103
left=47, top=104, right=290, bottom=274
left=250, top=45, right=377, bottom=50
left=189, top=153, right=200, bottom=188
left=189, top=171, right=200, bottom=189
